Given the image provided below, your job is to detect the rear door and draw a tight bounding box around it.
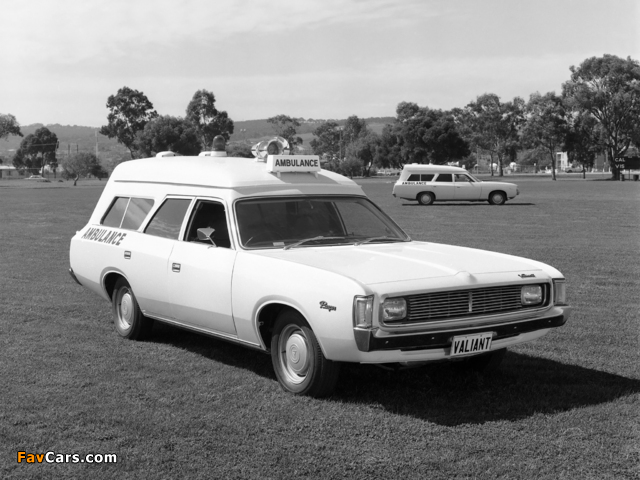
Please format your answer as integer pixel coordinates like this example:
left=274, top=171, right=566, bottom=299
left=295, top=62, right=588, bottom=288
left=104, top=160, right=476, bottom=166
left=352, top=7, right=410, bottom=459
left=431, top=173, right=455, bottom=200
left=127, top=197, right=193, bottom=318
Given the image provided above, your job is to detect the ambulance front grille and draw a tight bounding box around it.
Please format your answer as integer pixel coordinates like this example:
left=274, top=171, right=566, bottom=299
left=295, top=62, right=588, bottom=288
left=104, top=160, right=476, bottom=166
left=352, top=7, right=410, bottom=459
left=392, top=284, right=549, bottom=324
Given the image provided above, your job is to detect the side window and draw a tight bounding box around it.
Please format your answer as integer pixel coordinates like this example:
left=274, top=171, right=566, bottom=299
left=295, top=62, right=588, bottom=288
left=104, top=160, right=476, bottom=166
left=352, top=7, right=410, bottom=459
left=454, top=174, right=472, bottom=183
left=435, top=173, right=453, bottom=182
left=121, top=198, right=155, bottom=230
left=184, top=200, right=231, bottom=249
left=102, top=197, right=155, bottom=230
left=407, top=174, right=420, bottom=181
left=102, top=197, right=129, bottom=227
left=420, top=174, right=435, bottom=181
left=144, top=198, right=191, bottom=240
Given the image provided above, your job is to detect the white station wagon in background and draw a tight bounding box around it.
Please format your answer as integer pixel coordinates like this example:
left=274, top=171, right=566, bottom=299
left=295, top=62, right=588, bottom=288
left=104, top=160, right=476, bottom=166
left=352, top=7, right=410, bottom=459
left=393, top=164, right=519, bottom=205
left=69, top=137, right=571, bottom=397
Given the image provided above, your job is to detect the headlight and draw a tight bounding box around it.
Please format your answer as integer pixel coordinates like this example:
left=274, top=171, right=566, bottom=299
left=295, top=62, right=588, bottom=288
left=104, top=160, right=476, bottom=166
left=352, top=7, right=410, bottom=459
left=353, top=295, right=374, bottom=328
left=382, top=297, right=406, bottom=321
left=521, top=285, right=543, bottom=305
left=553, top=280, right=567, bottom=305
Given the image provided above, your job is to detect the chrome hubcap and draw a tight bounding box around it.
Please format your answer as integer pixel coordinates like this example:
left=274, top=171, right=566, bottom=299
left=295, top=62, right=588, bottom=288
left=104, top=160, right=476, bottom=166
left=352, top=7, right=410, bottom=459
left=117, top=289, right=133, bottom=331
left=279, top=326, right=310, bottom=384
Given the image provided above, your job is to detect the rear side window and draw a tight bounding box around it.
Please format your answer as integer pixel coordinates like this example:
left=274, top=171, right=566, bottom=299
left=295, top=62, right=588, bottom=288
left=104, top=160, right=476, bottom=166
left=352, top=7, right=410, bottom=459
left=102, top=197, right=155, bottom=230
left=144, top=198, right=192, bottom=239
left=435, top=173, right=453, bottom=182
left=407, top=173, right=435, bottom=181
left=122, top=198, right=154, bottom=229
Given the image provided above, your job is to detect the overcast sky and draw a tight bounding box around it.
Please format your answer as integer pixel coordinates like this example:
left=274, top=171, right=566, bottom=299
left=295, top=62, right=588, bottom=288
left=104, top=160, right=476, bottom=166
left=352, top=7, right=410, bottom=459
left=1, top=0, right=638, bottom=127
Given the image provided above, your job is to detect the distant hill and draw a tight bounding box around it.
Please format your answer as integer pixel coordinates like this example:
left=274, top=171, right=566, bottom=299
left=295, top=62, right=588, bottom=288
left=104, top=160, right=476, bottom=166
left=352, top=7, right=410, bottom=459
left=0, top=117, right=396, bottom=163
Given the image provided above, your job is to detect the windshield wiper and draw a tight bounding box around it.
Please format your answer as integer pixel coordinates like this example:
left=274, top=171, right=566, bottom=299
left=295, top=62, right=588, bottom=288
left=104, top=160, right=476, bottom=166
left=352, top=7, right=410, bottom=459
left=353, top=236, right=403, bottom=246
left=283, top=236, right=345, bottom=250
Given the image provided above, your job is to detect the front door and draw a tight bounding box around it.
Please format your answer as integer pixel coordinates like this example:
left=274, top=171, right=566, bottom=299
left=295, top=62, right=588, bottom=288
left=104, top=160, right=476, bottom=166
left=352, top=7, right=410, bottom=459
left=454, top=174, right=482, bottom=200
left=167, top=199, right=237, bottom=335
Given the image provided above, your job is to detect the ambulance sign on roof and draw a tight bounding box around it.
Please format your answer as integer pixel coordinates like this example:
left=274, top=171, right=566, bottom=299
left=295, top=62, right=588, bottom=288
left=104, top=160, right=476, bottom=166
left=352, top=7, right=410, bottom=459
left=267, top=155, right=320, bottom=174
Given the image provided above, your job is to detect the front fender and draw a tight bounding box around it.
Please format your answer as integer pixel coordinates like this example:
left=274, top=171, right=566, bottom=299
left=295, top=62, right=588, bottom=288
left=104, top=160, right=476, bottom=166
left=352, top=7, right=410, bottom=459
left=231, top=251, right=369, bottom=360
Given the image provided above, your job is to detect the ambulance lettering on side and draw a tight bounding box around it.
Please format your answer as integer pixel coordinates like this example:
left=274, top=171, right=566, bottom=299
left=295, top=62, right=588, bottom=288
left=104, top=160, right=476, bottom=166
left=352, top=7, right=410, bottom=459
left=69, top=136, right=571, bottom=398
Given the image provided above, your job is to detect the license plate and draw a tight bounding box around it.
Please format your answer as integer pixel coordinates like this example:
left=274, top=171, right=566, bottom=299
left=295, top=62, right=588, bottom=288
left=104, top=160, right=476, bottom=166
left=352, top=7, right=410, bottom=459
left=450, top=333, right=493, bottom=357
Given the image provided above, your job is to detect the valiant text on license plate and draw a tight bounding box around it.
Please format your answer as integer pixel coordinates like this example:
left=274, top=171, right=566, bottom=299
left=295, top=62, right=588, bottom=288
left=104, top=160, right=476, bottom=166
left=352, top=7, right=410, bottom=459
left=450, top=333, right=493, bottom=357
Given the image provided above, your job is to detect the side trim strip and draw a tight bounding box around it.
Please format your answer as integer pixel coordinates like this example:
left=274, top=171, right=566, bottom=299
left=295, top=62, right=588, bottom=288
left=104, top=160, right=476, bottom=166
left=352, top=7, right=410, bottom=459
left=144, top=314, right=266, bottom=352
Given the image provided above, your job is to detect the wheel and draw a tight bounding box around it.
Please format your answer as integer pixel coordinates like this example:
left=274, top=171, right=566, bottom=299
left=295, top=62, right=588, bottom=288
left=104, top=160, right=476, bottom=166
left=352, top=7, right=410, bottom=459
left=112, top=278, right=153, bottom=340
left=271, top=310, right=340, bottom=397
left=417, top=192, right=435, bottom=205
left=488, top=191, right=506, bottom=205
left=452, top=348, right=507, bottom=372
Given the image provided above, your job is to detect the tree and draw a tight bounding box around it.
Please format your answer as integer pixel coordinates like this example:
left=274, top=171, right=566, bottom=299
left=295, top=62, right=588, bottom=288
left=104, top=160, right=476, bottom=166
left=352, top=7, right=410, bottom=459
left=376, top=124, right=404, bottom=169
left=342, top=115, right=368, bottom=149
left=460, top=94, right=525, bottom=176
left=392, top=101, right=429, bottom=163
left=12, top=127, right=58, bottom=175
left=135, top=116, right=201, bottom=157
left=340, top=156, right=364, bottom=178
left=564, top=111, right=602, bottom=178
left=422, top=111, right=470, bottom=164
left=310, top=121, right=342, bottom=159
left=99, top=87, right=158, bottom=159
left=562, top=55, right=640, bottom=180
left=0, top=113, right=23, bottom=141
left=390, top=102, right=469, bottom=165
left=61, top=152, right=105, bottom=186
left=267, top=115, right=302, bottom=152
left=185, top=89, right=235, bottom=149
left=521, top=92, right=569, bottom=181
left=345, top=131, right=380, bottom=177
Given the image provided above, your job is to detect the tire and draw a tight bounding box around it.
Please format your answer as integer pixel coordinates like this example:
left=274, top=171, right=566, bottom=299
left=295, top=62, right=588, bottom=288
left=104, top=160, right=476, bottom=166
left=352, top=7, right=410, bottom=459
left=417, top=192, right=435, bottom=205
left=112, top=278, right=153, bottom=340
left=271, top=310, right=340, bottom=397
left=452, top=348, right=507, bottom=372
left=488, top=191, right=506, bottom=205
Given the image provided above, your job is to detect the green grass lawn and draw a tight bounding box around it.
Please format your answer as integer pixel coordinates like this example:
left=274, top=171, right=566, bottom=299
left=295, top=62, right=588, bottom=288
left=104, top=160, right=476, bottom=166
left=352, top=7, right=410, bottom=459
left=1, top=177, right=638, bottom=479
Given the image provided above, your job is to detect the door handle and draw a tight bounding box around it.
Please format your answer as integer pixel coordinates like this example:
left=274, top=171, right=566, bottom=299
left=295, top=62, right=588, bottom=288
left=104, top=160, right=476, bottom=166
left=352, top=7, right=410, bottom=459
left=172, top=263, right=181, bottom=273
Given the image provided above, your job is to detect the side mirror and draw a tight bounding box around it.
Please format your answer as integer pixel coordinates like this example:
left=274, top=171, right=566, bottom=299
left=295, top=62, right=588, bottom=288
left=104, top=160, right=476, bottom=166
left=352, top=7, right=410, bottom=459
left=197, top=227, right=217, bottom=247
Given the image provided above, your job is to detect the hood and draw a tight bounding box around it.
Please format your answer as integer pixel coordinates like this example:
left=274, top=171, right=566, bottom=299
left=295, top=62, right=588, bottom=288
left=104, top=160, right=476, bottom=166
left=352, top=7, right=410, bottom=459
left=252, top=241, right=544, bottom=286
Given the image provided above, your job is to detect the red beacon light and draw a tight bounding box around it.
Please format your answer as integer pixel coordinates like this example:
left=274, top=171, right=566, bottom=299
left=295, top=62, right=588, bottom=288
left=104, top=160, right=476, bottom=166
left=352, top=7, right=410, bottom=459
left=199, top=135, right=227, bottom=157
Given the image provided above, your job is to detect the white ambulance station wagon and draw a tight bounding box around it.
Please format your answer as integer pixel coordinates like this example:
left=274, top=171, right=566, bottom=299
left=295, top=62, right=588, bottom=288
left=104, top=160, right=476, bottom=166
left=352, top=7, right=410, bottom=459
left=393, top=164, right=519, bottom=205
left=69, top=138, right=571, bottom=397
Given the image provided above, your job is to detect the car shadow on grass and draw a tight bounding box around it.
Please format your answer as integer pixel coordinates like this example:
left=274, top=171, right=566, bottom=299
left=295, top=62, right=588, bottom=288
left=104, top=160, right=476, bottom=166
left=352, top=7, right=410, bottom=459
left=148, top=323, right=639, bottom=425
left=335, top=351, right=640, bottom=425
left=401, top=202, right=536, bottom=207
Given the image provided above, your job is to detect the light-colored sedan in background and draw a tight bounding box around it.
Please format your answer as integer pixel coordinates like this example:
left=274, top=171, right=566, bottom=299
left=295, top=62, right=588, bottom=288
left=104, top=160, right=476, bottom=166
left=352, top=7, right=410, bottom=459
left=393, top=164, right=519, bottom=205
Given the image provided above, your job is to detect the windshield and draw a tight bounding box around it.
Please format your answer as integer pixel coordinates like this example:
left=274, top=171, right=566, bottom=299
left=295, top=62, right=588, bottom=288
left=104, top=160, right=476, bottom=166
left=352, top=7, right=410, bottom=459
left=235, top=196, right=410, bottom=249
